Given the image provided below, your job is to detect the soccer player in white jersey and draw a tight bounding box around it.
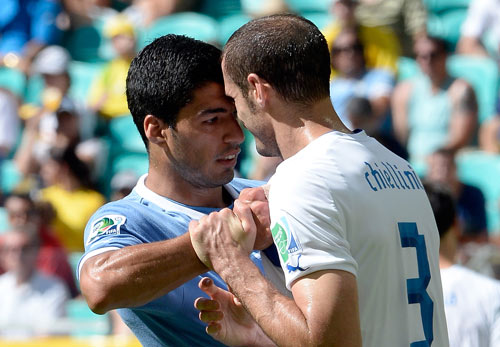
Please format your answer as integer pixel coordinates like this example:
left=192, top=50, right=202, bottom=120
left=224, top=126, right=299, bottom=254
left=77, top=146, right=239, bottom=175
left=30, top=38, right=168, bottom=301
left=190, top=14, right=449, bottom=346
left=425, top=182, right=500, bottom=347
left=77, top=35, right=276, bottom=346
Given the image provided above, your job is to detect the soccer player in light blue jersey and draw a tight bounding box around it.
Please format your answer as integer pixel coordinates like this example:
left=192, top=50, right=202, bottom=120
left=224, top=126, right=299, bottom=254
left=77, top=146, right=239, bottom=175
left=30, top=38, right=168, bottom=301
left=77, top=34, right=276, bottom=346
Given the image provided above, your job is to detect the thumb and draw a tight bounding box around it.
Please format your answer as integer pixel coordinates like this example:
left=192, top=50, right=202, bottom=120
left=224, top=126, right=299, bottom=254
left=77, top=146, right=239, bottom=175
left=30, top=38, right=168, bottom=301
left=198, top=277, right=221, bottom=299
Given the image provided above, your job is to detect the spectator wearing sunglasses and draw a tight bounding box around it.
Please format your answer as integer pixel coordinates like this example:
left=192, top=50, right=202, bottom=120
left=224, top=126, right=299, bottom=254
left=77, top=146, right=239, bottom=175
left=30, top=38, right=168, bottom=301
left=329, top=28, right=395, bottom=131
left=392, top=35, right=478, bottom=175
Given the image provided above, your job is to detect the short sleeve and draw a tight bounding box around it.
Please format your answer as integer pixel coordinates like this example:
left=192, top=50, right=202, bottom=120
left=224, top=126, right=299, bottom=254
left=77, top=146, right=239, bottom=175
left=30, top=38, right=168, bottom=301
left=268, top=166, right=358, bottom=290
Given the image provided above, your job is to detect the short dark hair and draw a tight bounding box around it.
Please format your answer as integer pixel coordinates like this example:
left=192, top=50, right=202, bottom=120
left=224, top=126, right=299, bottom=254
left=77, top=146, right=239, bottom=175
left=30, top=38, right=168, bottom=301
left=126, top=34, right=223, bottom=149
left=423, top=181, right=457, bottom=238
left=223, top=14, right=331, bottom=105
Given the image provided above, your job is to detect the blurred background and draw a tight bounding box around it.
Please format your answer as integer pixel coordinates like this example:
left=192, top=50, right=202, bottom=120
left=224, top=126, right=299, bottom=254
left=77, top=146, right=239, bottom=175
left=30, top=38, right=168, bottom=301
left=0, top=0, right=500, bottom=346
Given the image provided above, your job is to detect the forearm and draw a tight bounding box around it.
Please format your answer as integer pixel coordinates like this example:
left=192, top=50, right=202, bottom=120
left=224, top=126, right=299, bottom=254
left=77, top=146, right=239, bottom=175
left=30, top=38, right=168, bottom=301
left=216, top=256, right=312, bottom=346
left=81, top=232, right=207, bottom=313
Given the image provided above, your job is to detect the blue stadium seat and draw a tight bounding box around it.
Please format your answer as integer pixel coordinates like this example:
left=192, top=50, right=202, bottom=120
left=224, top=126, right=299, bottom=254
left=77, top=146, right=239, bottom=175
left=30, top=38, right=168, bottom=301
left=423, top=0, right=471, bottom=14
left=138, top=12, right=219, bottom=49
left=65, top=299, right=111, bottom=337
left=447, top=55, right=499, bottom=124
left=285, top=0, right=330, bottom=13
left=427, top=9, right=468, bottom=49
left=0, top=159, right=22, bottom=194
left=108, top=115, right=145, bottom=154
left=0, top=67, right=26, bottom=98
left=68, top=61, right=105, bottom=106
left=456, top=150, right=500, bottom=234
left=111, top=153, right=149, bottom=178
left=217, top=14, right=251, bottom=46
left=198, top=0, right=242, bottom=19
left=302, top=12, right=332, bottom=30
left=63, top=25, right=106, bottom=63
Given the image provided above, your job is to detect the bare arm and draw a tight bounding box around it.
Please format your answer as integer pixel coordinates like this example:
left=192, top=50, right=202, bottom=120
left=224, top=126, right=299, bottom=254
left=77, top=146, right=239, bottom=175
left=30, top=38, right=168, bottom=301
left=190, top=209, right=362, bottom=347
left=391, top=81, right=412, bottom=146
left=479, top=116, right=500, bottom=153
left=446, top=79, right=478, bottom=151
left=457, top=36, right=490, bottom=57
left=80, top=232, right=207, bottom=314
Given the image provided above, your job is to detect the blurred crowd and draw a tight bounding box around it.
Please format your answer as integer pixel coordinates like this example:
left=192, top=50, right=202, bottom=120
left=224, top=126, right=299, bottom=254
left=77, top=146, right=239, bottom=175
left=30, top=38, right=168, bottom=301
left=0, top=0, right=499, bottom=342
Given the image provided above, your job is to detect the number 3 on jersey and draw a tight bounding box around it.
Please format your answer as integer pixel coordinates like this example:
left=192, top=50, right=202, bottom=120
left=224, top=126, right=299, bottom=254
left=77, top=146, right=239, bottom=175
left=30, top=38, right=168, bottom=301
left=398, top=222, right=434, bottom=347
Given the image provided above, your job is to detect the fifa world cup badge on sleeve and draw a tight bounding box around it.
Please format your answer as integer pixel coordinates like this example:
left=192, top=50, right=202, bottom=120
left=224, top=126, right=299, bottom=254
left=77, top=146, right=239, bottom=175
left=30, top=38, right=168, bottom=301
left=271, top=216, right=308, bottom=272
left=87, top=215, right=126, bottom=245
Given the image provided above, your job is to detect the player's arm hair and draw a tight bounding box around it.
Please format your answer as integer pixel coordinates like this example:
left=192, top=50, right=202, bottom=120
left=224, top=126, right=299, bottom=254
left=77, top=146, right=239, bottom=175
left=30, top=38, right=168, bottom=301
left=80, top=233, right=207, bottom=314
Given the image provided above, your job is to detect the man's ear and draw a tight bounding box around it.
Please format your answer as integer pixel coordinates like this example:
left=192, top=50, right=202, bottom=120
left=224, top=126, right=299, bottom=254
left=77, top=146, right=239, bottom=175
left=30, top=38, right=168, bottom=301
left=144, top=115, right=168, bottom=146
left=247, top=73, right=270, bottom=107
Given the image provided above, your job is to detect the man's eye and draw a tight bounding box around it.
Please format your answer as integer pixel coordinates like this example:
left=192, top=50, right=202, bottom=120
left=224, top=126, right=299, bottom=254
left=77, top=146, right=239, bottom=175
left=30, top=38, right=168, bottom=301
left=204, top=117, right=218, bottom=124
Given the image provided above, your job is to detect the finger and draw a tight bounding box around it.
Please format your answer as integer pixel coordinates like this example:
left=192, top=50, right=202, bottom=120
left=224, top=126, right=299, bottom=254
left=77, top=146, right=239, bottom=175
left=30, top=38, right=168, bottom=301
left=194, top=297, right=219, bottom=311
left=233, top=200, right=256, bottom=235
left=199, top=310, right=224, bottom=323
left=198, top=277, right=220, bottom=299
left=239, top=187, right=266, bottom=203
left=206, top=322, right=221, bottom=336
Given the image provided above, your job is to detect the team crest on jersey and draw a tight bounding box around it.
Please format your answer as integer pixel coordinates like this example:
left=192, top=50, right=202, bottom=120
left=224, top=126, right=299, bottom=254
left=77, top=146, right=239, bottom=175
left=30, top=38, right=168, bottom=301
left=87, top=215, right=126, bottom=245
left=271, top=216, right=304, bottom=271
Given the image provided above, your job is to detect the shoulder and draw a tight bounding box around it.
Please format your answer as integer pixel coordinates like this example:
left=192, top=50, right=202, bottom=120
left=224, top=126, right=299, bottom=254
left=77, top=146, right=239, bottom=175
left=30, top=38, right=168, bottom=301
left=229, top=177, right=265, bottom=192
left=449, top=78, right=475, bottom=98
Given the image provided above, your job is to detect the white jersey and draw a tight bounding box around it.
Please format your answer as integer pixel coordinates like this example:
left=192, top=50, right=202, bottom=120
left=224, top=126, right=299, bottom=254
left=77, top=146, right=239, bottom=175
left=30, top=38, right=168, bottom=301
left=268, top=130, right=449, bottom=347
left=441, top=265, right=500, bottom=347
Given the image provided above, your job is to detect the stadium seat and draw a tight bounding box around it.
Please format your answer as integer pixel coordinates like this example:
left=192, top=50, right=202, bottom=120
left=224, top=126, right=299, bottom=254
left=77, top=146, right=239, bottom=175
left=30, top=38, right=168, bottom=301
left=108, top=115, right=145, bottom=154
left=456, top=150, right=500, bottom=234
left=65, top=299, right=111, bottom=337
left=427, top=9, right=468, bottom=49
left=447, top=55, right=499, bottom=124
left=217, top=14, right=251, bottom=46
left=111, top=153, right=149, bottom=178
left=198, top=0, right=242, bottom=19
left=285, top=0, right=330, bottom=14
left=423, top=0, right=471, bottom=14
left=397, top=55, right=499, bottom=124
left=302, top=12, right=332, bottom=30
left=63, top=25, right=106, bottom=63
left=0, top=159, right=22, bottom=194
left=68, top=61, right=105, bottom=106
left=0, top=67, right=26, bottom=98
left=137, top=12, right=219, bottom=49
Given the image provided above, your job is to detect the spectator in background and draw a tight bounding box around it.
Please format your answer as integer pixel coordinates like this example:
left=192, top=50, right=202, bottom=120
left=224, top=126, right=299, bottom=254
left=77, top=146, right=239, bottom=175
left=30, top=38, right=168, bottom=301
left=0, top=0, right=65, bottom=74
left=354, top=0, right=427, bottom=57
left=346, top=96, right=408, bottom=159
left=109, top=170, right=138, bottom=201
left=123, top=0, right=199, bottom=28
left=426, top=148, right=488, bottom=244
left=424, top=181, right=500, bottom=347
left=3, top=193, right=78, bottom=297
left=88, top=15, right=136, bottom=121
left=457, top=0, right=500, bottom=59
left=62, top=0, right=118, bottom=29
left=0, top=224, right=69, bottom=338
left=329, top=28, right=395, bottom=129
left=322, top=0, right=400, bottom=76
left=391, top=35, right=478, bottom=174
left=15, top=45, right=96, bottom=177
left=38, top=145, right=106, bottom=252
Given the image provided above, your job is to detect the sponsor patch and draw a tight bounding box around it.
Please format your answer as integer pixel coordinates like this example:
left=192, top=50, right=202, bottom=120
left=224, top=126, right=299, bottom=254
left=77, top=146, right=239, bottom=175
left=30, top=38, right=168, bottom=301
left=87, top=215, right=126, bottom=245
left=271, top=216, right=303, bottom=266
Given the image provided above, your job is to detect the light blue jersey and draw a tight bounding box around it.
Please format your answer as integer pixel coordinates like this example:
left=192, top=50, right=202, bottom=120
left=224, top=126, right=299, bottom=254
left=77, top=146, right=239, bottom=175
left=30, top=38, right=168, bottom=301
left=78, top=175, right=270, bottom=347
